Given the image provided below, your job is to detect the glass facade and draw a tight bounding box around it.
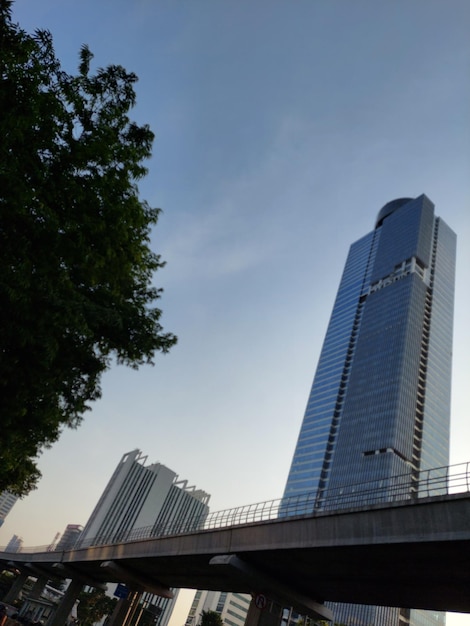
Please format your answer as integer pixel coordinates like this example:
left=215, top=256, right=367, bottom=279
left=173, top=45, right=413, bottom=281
left=283, top=196, right=456, bottom=626
left=185, top=591, right=250, bottom=626
left=284, top=228, right=379, bottom=504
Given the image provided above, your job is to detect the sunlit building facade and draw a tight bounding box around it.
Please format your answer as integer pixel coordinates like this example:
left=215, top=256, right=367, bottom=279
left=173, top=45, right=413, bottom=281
left=283, top=195, right=456, bottom=626
left=78, top=449, right=210, bottom=626
left=185, top=591, right=251, bottom=626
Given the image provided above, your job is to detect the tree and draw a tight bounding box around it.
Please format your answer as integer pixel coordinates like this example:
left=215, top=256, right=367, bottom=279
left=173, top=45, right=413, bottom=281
left=200, top=611, right=224, bottom=626
left=0, top=0, right=177, bottom=495
left=0, top=570, right=15, bottom=598
left=77, top=589, right=117, bottom=626
left=47, top=578, right=67, bottom=592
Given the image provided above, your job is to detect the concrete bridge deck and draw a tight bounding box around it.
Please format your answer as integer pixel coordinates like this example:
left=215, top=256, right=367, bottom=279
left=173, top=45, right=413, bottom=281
left=2, top=492, right=469, bottom=614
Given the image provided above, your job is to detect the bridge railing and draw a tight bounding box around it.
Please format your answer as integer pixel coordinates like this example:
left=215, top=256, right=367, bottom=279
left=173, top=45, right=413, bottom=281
left=2, top=461, right=469, bottom=554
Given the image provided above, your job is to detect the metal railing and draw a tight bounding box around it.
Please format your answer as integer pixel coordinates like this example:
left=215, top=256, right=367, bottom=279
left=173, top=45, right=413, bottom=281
left=2, top=461, right=469, bottom=554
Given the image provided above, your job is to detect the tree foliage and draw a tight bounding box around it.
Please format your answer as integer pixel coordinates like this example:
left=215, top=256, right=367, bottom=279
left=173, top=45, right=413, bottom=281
left=0, top=0, right=176, bottom=495
left=77, top=589, right=117, bottom=626
left=200, top=611, right=224, bottom=626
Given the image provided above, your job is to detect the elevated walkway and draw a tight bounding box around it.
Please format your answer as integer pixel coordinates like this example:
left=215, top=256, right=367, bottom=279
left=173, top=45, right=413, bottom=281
left=2, top=463, right=470, bottom=625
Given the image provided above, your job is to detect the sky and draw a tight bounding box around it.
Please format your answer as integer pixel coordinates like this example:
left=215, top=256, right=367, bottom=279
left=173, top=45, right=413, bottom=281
left=2, top=1, right=470, bottom=625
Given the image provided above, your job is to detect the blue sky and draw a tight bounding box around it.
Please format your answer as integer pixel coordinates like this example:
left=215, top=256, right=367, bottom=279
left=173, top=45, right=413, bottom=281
left=3, top=1, right=470, bottom=624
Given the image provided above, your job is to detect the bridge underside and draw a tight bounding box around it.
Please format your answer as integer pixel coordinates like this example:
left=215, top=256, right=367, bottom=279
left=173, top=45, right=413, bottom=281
left=62, top=539, right=468, bottom=613
left=2, top=494, right=470, bottom=614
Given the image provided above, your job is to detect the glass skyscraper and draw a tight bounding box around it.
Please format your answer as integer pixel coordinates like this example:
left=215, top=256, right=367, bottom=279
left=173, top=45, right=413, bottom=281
left=283, top=195, right=456, bottom=626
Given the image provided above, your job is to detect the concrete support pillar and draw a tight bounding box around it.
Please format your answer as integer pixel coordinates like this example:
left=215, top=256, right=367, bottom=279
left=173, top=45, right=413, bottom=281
left=46, top=579, right=83, bottom=626
left=3, top=571, right=29, bottom=604
left=106, top=591, right=142, bottom=626
left=246, top=598, right=284, bottom=626
left=107, top=598, right=130, bottom=626
left=28, top=576, right=49, bottom=600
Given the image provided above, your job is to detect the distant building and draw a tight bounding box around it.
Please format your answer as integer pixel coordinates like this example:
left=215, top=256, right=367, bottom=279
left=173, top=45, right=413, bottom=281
left=186, top=591, right=251, bottom=626
left=19, top=584, right=78, bottom=626
left=283, top=196, right=455, bottom=626
left=0, top=491, right=19, bottom=526
left=56, top=524, right=83, bottom=551
left=5, top=534, right=23, bottom=553
left=78, top=449, right=210, bottom=626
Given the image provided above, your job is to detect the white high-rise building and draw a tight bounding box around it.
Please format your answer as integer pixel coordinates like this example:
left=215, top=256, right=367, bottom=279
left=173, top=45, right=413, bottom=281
left=79, top=449, right=210, bottom=626
left=0, top=491, right=19, bottom=526
left=186, top=591, right=251, bottom=626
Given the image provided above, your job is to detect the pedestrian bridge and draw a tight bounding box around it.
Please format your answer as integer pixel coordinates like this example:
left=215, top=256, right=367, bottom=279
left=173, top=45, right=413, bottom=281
left=1, top=464, right=470, bottom=619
